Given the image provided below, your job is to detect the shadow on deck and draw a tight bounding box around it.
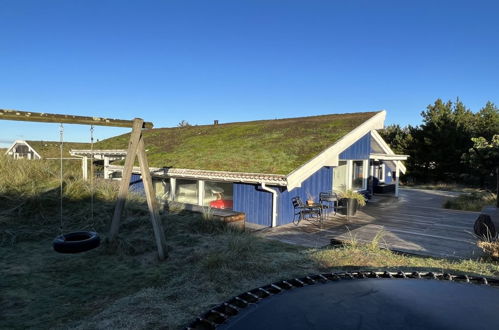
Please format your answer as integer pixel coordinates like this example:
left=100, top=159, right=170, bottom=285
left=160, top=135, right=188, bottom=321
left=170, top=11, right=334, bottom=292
left=255, top=189, right=483, bottom=260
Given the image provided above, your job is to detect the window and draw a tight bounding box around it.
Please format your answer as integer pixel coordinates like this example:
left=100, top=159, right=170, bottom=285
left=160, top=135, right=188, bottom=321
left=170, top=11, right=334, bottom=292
left=377, top=164, right=385, bottom=182
left=153, top=178, right=171, bottom=201
left=175, top=179, right=198, bottom=204
left=204, top=181, right=233, bottom=209
left=333, top=161, right=348, bottom=192
left=352, top=161, right=364, bottom=190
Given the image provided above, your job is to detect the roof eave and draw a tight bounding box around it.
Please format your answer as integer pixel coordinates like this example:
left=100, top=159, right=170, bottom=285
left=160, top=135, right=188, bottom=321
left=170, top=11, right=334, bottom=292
left=107, top=165, right=288, bottom=186
left=370, top=130, right=407, bottom=174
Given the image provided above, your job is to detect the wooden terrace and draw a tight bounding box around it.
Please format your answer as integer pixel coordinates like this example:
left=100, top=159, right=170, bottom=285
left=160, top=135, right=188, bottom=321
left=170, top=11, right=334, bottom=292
left=253, top=188, right=483, bottom=259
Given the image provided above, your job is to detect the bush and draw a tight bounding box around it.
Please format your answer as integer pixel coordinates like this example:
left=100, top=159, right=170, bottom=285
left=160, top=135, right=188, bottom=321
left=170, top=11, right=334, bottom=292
left=478, top=241, right=499, bottom=260
left=443, top=191, right=496, bottom=211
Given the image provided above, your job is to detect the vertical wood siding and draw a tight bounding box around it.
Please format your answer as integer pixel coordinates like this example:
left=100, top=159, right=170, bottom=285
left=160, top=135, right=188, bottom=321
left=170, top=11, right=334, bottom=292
left=339, top=132, right=371, bottom=160
left=276, top=166, right=333, bottom=226
left=130, top=173, right=145, bottom=194
left=233, top=183, right=272, bottom=226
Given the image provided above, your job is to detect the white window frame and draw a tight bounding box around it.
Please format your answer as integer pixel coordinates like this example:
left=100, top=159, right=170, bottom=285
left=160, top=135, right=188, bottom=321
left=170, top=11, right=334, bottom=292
left=198, top=180, right=205, bottom=206
left=333, top=160, right=349, bottom=192
left=362, top=159, right=368, bottom=190
left=378, top=163, right=385, bottom=183
left=169, top=178, right=176, bottom=201
left=348, top=159, right=368, bottom=191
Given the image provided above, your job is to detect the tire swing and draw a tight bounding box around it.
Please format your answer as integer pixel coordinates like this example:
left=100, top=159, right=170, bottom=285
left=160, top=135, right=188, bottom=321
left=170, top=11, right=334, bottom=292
left=53, top=124, right=100, bottom=254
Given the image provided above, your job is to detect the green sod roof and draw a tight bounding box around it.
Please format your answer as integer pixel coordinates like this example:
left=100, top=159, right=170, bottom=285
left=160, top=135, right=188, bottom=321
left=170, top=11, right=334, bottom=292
left=96, top=111, right=380, bottom=175
left=26, top=141, right=89, bottom=158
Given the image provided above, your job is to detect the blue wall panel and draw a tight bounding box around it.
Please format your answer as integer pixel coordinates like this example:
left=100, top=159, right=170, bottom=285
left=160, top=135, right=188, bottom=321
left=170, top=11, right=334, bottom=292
left=233, top=183, right=272, bottom=226
left=129, top=173, right=145, bottom=194
left=339, top=132, right=371, bottom=160
left=276, top=166, right=333, bottom=226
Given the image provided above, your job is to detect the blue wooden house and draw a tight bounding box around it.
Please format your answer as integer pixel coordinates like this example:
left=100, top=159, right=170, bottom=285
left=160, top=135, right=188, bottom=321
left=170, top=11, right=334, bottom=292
left=118, top=111, right=407, bottom=227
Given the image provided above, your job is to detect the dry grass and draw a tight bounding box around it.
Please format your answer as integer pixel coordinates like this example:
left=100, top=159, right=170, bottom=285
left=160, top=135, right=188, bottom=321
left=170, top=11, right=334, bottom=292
left=1, top=155, right=498, bottom=329
left=478, top=241, right=499, bottom=259
left=444, top=191, right=497, bottom=211
left=403, top=183, right=481, bottom=193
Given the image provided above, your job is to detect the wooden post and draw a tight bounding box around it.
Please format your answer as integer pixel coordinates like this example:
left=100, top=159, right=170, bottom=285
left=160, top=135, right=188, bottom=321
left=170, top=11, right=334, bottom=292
left=198, top=180, right=205, bottom=206
left=369, top=160, right=375, bottom=196
left=109, top=118, right=167, bottom=260
left=136, top=137, right=167, bottom=260
left=170, top=178, right=176, bottom=201
left=395, top=162, right=400, bottom=197
left=109, top=119, right=143, bottom=239
left=0, top=109, right=167, bottom=259
left=103, top=156, right=110, bottom=179
left=82, top=156, right=88, bottom=181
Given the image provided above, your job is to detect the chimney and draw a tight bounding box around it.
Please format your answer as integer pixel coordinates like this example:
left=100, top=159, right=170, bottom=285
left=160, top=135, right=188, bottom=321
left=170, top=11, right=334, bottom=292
left=214, top=120, right=219, bottom=125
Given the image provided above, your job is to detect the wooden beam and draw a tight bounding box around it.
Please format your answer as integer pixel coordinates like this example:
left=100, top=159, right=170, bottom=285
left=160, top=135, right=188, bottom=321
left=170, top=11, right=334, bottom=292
left=108, top=118, right=167, bottom=260
left=137, top=136, right=168, bottom=260
left=0, top=109, right=153, bottom=129
left=109, top=119, right=143, bottom=239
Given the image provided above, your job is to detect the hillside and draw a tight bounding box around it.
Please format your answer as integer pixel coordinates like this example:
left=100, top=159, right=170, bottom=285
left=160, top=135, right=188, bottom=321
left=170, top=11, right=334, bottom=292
left=96, top=111, right=379, bottom=174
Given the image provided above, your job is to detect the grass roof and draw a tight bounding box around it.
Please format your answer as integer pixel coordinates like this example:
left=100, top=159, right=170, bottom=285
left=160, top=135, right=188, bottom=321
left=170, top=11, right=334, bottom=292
left=96, top=111, right=379, bottom=174
left=26, top=140, right=89, bottom=158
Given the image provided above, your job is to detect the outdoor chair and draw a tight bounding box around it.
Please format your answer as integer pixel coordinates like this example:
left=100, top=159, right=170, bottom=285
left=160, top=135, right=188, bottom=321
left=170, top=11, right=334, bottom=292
left=292, top=196, right=321, bottom=225
left=319, top=191, right=339, bottom=216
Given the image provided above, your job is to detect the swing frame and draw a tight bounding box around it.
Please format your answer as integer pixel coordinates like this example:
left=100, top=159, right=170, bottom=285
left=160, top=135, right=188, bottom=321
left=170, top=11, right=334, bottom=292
left=0, top=109, right=167, bottom=260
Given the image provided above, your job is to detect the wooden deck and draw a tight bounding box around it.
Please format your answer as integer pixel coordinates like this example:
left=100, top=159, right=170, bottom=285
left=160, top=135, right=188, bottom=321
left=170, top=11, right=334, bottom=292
left=255, top=189, right=483, bottom=259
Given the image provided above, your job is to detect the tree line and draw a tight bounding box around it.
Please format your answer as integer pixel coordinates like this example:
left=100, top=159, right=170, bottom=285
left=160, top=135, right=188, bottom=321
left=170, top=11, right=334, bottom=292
left=379, top=99, right=499, bottom=189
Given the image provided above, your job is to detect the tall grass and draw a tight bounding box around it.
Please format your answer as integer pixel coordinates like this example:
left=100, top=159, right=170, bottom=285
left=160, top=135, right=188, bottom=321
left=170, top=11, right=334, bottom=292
left=0, top=155, right=123, bottom=244
left=444, top=191, right=497, bottom=211
left=1, top=155, right=498, bottom=329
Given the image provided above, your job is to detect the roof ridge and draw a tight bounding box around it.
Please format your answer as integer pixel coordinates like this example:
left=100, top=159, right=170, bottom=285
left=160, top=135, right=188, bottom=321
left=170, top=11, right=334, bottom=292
left=152, top=110, right=383, bottom=130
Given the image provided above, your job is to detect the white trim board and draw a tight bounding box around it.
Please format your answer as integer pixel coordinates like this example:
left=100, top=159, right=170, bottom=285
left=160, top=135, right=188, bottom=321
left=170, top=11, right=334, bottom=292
left=370, top=130, right=407, bottom=174
left=5, top=140, right=42, bottom=159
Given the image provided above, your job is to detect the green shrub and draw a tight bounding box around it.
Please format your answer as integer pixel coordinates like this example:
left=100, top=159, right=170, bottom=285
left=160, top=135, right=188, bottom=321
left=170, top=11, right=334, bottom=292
left=338, top=190, right=366, bottom=206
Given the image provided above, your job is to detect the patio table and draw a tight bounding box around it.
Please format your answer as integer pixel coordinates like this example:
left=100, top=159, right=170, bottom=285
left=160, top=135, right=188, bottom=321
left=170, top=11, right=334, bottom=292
left=304, top=203, right=324, bottom=227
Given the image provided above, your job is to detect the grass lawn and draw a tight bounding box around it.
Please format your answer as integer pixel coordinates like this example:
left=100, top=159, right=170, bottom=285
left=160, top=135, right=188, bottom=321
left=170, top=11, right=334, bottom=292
left=1, top=157, right=499, bottom=329
left=3, top=209, right=499, bottom=329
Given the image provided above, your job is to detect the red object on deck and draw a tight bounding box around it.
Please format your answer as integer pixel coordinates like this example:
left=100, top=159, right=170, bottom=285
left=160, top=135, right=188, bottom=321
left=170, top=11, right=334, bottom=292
left=210, top=199, right=234, bottom=209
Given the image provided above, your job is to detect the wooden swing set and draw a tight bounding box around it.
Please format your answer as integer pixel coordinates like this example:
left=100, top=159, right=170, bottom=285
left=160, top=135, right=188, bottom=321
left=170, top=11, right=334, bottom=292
left=0, top=109, right=168, bottom=260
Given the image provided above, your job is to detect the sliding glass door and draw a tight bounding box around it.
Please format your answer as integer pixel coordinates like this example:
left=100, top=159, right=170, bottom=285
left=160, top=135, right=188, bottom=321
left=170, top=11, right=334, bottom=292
left=334, top=160, right=368, bottom=192
left=333, top=161, right=348, bottom=192
left=352, top=160, right=365, bottom=190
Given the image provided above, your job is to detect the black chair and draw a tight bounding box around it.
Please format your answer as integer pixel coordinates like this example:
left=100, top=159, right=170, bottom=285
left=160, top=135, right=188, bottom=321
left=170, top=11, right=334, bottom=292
left=292, top=196, right=321, bottom=225
left=319, top=191, right=339, bottom=216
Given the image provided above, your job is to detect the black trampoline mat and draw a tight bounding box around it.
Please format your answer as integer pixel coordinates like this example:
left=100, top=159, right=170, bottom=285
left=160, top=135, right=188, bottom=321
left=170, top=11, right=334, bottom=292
left=219, top=279, right=499, bottom=330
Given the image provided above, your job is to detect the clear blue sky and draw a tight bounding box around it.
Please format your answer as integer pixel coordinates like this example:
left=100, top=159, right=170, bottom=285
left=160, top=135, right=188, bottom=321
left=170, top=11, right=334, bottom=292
left=1, top=0, right=498, bottom=146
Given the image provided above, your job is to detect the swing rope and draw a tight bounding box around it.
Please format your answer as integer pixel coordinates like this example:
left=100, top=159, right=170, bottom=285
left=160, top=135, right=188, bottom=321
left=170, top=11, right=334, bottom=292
left=53, top=123, right=101, bottom=254
left=90, top=125, right=95, bottom=228
left=59, top=123, right=64, bottom=236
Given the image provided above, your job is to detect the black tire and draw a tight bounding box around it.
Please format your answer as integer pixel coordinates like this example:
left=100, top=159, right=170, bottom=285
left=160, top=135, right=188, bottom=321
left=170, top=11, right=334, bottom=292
left=474, top=214, right=496, bottom=239
left=53, top=231, right=100, bottom=254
